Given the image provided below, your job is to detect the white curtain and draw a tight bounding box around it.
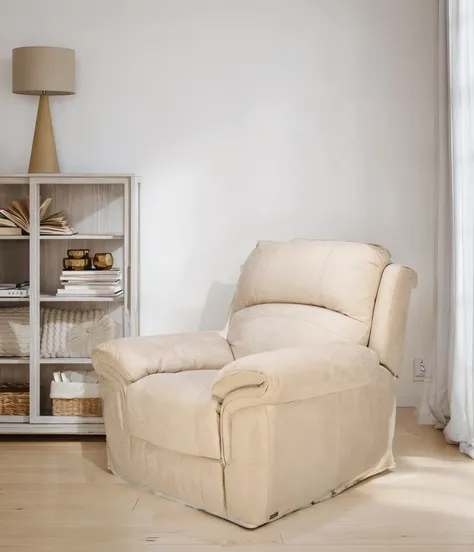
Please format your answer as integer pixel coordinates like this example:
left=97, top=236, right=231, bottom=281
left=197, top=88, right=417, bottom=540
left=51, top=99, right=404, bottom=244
left=430, top=0, right=474, bottom=459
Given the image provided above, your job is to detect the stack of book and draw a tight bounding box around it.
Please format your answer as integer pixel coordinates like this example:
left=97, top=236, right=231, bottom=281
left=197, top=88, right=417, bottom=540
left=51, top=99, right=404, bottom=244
left=57, top=268, right=123, bottom=298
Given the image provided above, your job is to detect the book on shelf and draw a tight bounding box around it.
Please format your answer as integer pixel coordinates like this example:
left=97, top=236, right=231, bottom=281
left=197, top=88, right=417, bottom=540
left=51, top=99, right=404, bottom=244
left=0, top=197, right=77, bottom=235
left=0, top=213, right=16, bottom=228
left=62, top=267, right=120, bottom=274
left=60, top=272, right=121, bottom=283
left=61, top=284, right=122, bottom=292
left=57, top=267, right=123, bottom=297
left=62, top=281, right=121, bottom=287
left=0, top=227, right=22, bottom=236
left=60, top=267, right=120, bottom=277
left=0, top=282, right=30, bottom=298
left=61, top=272, right=121, bottom=278
left=56, top=288, right=124, bottom=297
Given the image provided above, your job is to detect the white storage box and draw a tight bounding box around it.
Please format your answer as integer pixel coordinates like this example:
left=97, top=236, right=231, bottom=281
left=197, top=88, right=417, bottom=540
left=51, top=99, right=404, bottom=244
left=50, top=375, right=101, bottom=417
left=50, top=381, right=100, bottom=399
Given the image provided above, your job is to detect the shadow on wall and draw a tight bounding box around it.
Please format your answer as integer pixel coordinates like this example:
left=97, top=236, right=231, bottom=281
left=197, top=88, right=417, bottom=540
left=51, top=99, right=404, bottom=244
left=199, top=281, right=235, bottom=332
left=0, top=56, right=36, bottom=172
left=0, top=58, right=10, bottom=95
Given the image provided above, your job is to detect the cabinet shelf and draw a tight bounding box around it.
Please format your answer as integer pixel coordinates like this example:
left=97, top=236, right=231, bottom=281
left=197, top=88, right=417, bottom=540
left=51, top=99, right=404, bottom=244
left=0, top=422, right=105, bottom=434
left=0, top=234, right=124, bottom=240
left=40, top=293, right=124, bottom=303
left=0, top=357, right=29, bottom=364
left=0, top=415, right=29, bottom=423
left=0, top=297, right=29, bottom=302
left=40, top=358, right=92, bottom=365
left=40, top=234, right=124, bottom=240
left=38, top=414, right=103, bottom=424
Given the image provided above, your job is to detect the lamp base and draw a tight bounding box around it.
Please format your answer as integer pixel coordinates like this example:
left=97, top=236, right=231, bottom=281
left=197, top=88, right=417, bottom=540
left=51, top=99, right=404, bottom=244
left=28, top=94, right=59, bottom=174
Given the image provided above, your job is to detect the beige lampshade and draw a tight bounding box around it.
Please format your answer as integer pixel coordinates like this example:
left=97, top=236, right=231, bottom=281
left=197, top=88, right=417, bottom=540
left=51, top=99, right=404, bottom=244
left=12, top=47, right=75, bottom=95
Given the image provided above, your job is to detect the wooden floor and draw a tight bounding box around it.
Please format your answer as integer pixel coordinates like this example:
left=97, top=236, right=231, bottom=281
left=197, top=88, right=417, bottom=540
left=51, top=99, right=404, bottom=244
left=0, top=408, right=473, bottom=551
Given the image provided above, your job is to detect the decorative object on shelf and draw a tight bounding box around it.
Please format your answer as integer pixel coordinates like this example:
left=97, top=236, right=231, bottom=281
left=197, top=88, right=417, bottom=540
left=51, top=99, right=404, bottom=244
left=63, top=257, right=92, bottom=270
left=93, top=252, right=114, bottom=270
left=57, top=267, right=123, bottom=297
left=40, top=307, right=116, bottom=358
left=0, top=307, right=29, bottom=357
left=67, top=249, right=90, bottom=260
left=0, top=196, right=76, bottom=235
left=0, top=383, right=29, bottom=416
left=0, top=282, right=29, bottom=298
left=50, top=369, right=101, bottom=417
left=63, top=248, right=91, bottom=270
left=12, top=46, right=75, bottom=174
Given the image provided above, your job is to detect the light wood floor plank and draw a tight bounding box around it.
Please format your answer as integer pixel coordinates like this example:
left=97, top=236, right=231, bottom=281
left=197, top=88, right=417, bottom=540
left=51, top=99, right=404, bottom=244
left=0, top=408, right=473, bottom=551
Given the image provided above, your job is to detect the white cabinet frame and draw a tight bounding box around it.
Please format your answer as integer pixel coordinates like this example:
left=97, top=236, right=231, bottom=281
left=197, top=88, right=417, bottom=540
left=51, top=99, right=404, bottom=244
left=0, top=174, right=139, bottom=434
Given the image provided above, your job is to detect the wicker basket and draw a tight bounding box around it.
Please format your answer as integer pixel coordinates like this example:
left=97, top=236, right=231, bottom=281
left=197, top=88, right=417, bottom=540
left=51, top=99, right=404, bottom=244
left=0, top=383, right=29, bottom=416
left=52, top=397, right=102, bottom=417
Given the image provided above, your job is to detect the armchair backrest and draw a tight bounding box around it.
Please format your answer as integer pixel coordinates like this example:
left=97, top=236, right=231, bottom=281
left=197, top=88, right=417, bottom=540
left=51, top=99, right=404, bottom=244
left=228, top=240, right=416, bottom=376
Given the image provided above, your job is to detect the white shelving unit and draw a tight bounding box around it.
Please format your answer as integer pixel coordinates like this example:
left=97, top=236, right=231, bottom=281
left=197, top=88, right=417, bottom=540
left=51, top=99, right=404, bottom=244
left=0, top=174, right=139, bottom=434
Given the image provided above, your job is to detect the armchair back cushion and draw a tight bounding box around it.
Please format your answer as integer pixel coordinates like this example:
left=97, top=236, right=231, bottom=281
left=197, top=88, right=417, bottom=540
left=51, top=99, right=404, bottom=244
left=229, top=240, right=390, bottom=357
left=228, top=303, right=370, bottom=359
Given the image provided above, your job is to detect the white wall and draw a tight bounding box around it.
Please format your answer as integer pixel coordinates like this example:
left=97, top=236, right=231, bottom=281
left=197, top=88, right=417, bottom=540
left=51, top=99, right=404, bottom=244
left=0, top=0, right=439, bottom=406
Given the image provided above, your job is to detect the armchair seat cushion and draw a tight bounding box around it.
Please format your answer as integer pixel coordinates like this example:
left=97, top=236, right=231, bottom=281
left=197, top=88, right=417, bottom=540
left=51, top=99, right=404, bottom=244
left=127, top=371, right=221, bottom=460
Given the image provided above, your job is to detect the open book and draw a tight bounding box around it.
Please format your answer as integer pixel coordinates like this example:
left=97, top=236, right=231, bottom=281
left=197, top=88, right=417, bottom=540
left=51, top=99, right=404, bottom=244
left=0, top=198, right=76, bottom=235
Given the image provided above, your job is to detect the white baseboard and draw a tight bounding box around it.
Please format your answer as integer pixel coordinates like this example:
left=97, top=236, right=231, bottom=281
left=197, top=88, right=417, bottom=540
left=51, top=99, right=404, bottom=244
left=396, top=395, right=437, bottom=425
left=396, top=393, right=417, bottom=407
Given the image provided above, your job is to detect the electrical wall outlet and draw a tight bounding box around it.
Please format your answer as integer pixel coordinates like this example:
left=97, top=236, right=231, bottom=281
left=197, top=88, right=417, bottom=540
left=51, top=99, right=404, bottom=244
left=413, top=358, right=429, bottom=381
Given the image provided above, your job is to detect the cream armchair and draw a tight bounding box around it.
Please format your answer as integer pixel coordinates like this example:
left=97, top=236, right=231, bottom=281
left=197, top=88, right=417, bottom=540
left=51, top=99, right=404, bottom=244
left=92, top=240, right=416, bottom=528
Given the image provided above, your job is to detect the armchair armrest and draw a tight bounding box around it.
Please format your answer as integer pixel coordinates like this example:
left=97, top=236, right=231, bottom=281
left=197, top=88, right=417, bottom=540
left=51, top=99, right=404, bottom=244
left=92, top=331, right=234, bottom=386
left=212, top=343, right=380, bottom=404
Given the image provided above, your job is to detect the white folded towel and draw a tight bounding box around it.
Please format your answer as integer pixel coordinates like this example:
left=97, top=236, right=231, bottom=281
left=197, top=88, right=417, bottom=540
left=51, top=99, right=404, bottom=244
left=50, top=381, right=100, bottom=399
left=50, top=369, right=100, bottom=398
left=67, top=370, right=87, bottom=383
left=53, top=369, right=99, bottom=383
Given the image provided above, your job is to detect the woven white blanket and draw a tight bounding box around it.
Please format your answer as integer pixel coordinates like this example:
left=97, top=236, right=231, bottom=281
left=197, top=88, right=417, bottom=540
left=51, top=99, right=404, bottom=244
left=41, top=308, right=116, bottom=358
